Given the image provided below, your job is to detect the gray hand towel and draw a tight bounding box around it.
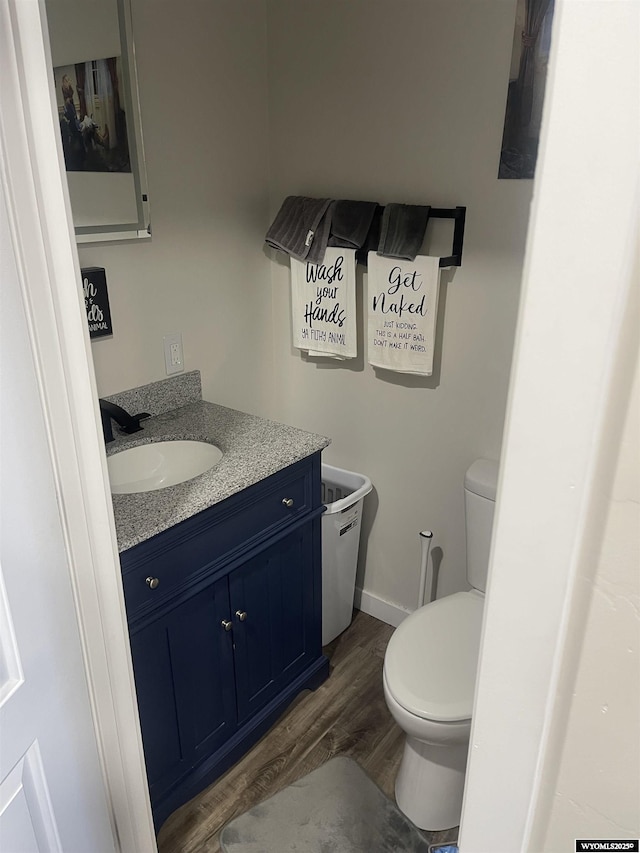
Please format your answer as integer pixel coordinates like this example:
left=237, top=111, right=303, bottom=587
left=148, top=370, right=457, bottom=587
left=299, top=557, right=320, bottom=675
left=265, top=196, right=334, bottom=265
left=327, top=200, right=379, bottom=250
left=377, top=204, right=431, bottom=261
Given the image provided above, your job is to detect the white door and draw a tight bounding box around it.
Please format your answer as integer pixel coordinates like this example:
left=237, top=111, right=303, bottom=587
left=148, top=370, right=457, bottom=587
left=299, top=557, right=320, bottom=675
left=0, top=186, right=117, bottom=852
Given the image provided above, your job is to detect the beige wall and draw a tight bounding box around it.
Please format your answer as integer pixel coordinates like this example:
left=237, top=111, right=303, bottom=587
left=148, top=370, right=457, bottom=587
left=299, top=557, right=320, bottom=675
left=79, top=0, right=531, bottom=613
left=266, top=0, right=532, bottom=608
left=80, top=0, right=274, bottom=415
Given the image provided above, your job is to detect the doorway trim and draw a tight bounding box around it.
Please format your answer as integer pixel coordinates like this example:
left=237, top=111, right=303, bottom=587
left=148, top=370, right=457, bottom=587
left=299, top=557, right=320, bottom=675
left=0, top=0, right=156, bottom=849
left=460, top=1, right=639, bottom=850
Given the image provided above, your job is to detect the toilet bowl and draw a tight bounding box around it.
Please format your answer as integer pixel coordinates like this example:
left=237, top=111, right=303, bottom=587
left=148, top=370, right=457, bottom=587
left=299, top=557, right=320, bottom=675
left=382, top=459, right=498, bottom=831
left=383, top=590, right=484, bottom=830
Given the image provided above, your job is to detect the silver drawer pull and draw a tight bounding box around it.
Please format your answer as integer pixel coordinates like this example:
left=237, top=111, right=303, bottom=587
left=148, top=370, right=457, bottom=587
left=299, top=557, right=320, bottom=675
left=221, top=620, right=233, bottom=632
left=282, top=497, right=294, bottom=508
left=235, top=610, right=247, bottom=622
left=146, top=576, right=160, bottom=590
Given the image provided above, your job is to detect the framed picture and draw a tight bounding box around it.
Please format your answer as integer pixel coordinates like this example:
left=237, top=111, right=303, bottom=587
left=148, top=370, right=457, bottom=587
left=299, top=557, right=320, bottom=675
left=46, top=0, right=150, bottom=241
left=53, top=57, right=131, bottom=175
left=81, top=266, right=113, bottom=339
left=498, top=0, right=555, bottom=179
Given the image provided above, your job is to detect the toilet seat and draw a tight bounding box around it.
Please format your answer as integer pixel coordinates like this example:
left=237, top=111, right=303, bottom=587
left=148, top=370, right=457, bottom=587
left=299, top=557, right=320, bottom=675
left=383, top=591, right=484, bottom=723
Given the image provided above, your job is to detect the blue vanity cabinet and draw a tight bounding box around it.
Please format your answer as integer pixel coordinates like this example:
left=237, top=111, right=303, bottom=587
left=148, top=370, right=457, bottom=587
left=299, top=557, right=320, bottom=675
left=119, top=453, right=328, bottom=829
left=230, top=522, right=316, bottom=725
left=128, top=576, right=237, bottom=805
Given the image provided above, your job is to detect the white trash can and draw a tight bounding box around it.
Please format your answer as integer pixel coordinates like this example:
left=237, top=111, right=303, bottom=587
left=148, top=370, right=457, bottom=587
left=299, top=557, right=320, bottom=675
left=321, top=463, right=372, bottom=645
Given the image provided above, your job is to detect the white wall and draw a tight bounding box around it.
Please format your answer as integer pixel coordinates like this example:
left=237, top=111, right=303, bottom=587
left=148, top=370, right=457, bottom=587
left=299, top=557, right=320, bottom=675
left=79, top=0, right=274, bottom=415
left=460, top=0, right=640, bottom=848
left=540, top=342, right=639, bottom=850
left=266, top=0, right=532, bottom=611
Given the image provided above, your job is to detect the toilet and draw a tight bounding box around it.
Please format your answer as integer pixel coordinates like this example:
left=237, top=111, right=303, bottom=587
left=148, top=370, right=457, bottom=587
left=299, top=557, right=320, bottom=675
left=383, top=458, right=498, bottom=831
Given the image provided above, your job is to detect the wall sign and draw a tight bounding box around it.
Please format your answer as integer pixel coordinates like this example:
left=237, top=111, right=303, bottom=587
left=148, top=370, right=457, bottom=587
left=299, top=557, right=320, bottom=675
left=290, top=248, right=357, bottom=359
left=81, top=266, right=113, bottom=338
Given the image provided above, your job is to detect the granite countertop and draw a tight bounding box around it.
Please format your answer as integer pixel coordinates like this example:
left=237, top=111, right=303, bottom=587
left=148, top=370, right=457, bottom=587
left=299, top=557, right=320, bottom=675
left=108, top=400, right=330, bottom=553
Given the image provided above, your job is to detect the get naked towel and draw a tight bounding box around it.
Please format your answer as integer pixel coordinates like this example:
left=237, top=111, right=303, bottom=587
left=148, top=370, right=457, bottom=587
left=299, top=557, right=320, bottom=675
left=367, top=253, right=440, bottom=376
left=290, top=248, right=357, bottom=359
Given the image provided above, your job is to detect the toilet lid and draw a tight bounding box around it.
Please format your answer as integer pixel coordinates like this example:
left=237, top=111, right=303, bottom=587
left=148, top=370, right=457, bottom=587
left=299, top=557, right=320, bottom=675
left=384, top=591, right=484, bottom=722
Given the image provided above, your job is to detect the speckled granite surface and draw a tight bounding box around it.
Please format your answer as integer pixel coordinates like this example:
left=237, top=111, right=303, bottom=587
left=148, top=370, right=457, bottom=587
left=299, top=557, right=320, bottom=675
left=107, top=400, right=331, bottom=553
left=104, top=370, right=202, bottom=417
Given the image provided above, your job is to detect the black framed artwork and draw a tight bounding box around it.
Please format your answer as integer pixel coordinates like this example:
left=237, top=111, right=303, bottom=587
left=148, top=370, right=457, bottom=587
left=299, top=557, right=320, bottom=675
left=498, top=0, right=555, bottom=179
left=81, top=266, right=113, bottom=339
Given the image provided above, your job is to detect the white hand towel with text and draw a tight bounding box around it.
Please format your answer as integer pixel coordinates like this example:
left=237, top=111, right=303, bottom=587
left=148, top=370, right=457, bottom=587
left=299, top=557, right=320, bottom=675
left=367, top=253, right=440, bottom=376
left=291, top=248, right=357, bottom=359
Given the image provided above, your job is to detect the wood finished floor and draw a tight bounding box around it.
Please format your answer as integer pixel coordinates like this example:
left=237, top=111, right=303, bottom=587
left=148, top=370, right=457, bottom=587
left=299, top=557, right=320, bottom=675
left=157, top=611, right=458, bottom=853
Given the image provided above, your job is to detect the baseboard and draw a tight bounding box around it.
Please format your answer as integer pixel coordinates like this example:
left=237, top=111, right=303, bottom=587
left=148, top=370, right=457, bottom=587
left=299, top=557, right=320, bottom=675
left=354, top=586, right=412, bottom=628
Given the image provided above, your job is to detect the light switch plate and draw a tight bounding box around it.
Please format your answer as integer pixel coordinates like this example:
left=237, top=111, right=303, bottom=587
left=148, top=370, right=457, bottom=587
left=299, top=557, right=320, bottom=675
left=163, top=332, right=184, bottom=375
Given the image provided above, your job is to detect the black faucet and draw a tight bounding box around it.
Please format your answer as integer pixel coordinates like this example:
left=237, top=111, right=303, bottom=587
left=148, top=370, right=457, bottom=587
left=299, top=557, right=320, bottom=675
left=99, top=399, right=151, bottom=443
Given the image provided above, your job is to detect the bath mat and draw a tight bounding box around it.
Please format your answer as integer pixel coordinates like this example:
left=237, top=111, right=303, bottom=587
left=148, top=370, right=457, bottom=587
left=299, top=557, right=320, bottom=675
left=219, top=755, right=430, bottom=852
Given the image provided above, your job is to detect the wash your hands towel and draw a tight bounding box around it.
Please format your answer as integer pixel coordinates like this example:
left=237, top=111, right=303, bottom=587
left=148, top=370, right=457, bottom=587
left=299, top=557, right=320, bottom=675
left=265, top=196, right=334, bottom=265
left=327, top=200, right=379, bottom=250
left=291, top=248, right=357, bottom=359
left=367, top=252, right=440, bottom=376
left=377, top=203, right=431, bottom=262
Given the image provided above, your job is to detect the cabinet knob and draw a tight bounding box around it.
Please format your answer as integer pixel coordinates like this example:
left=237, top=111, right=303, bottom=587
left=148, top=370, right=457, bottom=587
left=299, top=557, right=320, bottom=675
left=282, top=497, right=294, bottom=508
left=235, top=610, right=247, bottom=622
left=221, top=619, right=233, bottom=632
left=145, top=576, right=160, bottom=590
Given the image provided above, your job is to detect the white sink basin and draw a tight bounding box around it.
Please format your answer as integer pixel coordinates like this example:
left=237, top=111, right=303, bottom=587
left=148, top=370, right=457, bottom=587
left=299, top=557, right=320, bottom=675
left=108, top=440, right=223, bottom=494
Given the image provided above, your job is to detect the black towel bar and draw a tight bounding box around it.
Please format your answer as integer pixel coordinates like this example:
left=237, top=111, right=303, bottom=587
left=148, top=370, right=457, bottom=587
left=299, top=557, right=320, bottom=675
left=353, top=204, right=466, bottom=268
left=271, top=197, right=467, bottom=268
left=429, top=206, right=467, bottom=268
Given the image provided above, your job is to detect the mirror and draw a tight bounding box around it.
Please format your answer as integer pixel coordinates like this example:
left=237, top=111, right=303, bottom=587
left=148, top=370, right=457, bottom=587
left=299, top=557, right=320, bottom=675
left=45, top=0, right=150, bottom=243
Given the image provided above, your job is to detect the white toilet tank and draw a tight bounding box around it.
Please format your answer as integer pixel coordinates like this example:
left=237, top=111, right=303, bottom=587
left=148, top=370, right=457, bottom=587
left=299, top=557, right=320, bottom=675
left=464, top=459, right=499, bottom=593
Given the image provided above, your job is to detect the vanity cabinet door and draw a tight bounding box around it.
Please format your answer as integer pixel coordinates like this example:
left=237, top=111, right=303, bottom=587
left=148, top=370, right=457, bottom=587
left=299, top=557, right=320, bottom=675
left=230, top=524, right=317, bottom=724
left=129, top=576, right=236, bottom=802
